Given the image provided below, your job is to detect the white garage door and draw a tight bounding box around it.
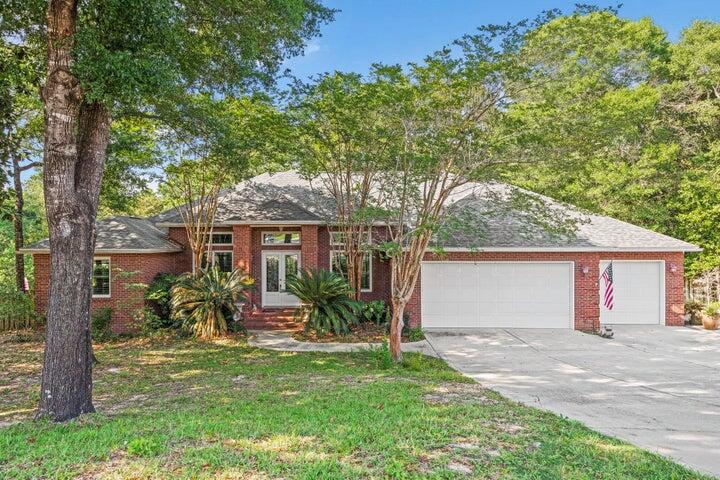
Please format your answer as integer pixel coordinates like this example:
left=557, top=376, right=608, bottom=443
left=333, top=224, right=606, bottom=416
left=599, top=260, right=664, bottom=325
left=421, top=262, right=574, bottom=329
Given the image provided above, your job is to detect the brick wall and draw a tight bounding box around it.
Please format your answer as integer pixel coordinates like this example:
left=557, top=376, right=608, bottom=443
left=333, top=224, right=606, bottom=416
left=405, top=251, right=686, bottom=330
left=33, top=251, right=185, bottom=333
left=315, top=226, right=392, bottom=304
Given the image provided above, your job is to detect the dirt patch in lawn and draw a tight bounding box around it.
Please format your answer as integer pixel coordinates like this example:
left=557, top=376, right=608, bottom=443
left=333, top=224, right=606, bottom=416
left=423, top=382, right=499, bottom=406
left=292, top=323, right=423, bottom=343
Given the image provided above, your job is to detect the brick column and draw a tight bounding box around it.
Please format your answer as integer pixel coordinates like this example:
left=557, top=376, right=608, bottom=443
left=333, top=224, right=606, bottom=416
left=574, top=253, right=600, bottom=331
left=301, top=225, right=319, bottom=270
left=233, top=225, right=253, bottom=305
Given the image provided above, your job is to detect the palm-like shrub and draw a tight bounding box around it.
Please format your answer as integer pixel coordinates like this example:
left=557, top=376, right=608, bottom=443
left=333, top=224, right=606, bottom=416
left=170, top=267, right=253, bottom=338
left=286, top=268, right=361, bottom=336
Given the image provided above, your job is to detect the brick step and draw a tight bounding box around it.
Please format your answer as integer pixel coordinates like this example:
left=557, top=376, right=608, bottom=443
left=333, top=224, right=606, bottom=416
left=245, top=322, right=303, bottom=331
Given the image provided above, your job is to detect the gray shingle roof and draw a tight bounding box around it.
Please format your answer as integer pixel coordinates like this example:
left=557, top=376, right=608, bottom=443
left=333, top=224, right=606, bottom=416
left=21, top=172, right=701, bottom=253
left=434, top=183, right=700, bottom=251
left=151, top=172, right=335, bottom=225
left=21, top=216, right=182, bottom=253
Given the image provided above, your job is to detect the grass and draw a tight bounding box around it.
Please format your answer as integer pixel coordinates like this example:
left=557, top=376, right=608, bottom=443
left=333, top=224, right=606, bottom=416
left=0, top=331, right=710, bottom=480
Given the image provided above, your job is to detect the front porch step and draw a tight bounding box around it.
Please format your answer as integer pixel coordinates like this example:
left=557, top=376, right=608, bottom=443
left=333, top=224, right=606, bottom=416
left=242, top=308, right=303, bottom=330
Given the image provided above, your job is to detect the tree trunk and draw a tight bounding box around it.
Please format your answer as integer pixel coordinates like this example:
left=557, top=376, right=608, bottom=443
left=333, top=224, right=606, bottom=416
left=389, top=297, right=406, bottom=363
left=37, top=0, right=111, bottom=422
left=12, top=155, right=26, bottom=292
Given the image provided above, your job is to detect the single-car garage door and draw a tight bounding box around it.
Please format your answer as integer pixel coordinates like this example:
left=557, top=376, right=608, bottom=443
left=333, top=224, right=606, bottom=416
left=599, top=260, right=664, bottom=325
left=421, top=262, right=574, bottom=329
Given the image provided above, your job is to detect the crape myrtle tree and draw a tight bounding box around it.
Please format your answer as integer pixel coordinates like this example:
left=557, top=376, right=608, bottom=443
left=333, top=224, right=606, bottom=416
left=0, top=0, right=334, bottom=422
left=373, top=14, right=586, bottom=362
left=290, top=73, right=399, bottom=300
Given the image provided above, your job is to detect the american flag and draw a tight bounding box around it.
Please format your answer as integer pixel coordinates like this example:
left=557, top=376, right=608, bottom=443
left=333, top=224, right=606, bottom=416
left=601, top=262, right=614, bottom=310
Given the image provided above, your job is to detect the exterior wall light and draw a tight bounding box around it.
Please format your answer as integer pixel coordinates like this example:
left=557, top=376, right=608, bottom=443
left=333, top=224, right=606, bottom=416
left=670, top=263, right=678, bottom=273
left=581, top=265, right=590, bottom=275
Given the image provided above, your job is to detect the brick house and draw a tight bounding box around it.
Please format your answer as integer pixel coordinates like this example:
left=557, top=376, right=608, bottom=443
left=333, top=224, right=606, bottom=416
left=22, top=171, right=700, bottom=333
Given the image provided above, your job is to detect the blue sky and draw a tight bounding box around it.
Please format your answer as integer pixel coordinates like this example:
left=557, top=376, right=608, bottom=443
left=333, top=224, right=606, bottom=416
left=283, top=0, right=720, bottom=81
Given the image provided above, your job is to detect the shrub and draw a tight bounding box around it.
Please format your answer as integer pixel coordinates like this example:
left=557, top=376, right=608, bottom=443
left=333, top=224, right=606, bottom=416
left=133, top=307, right=166, bottom=334
left=91, top=307, right=113, bottom=341
left=145, top=272, right=178, bottom=325
left=286, top=268, right=361, bottom=336
left=360, top=300, right=389, bottom=325
left=171, top=267, right=253, bottom=339
left=406, top=327, right=425, bottom=342
left=703, top=302, right=720, bottom=317
left=0, top=287, right=37, bottom=331
left=685, top=299, right=703, bottom=324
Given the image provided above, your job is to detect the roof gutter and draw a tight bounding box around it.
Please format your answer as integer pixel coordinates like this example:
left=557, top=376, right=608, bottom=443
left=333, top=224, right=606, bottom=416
left=433, top=246, right=703, bottom=253
left=18, top=247, right=183, bottom=254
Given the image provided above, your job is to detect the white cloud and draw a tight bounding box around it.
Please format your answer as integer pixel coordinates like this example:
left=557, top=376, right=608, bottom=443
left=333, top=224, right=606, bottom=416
left=304, top=41, right=321, bottom=56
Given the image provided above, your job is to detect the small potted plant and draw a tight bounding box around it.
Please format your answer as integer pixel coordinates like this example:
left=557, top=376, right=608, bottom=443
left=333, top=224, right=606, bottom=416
left=701, top=302, right=720, bottom=330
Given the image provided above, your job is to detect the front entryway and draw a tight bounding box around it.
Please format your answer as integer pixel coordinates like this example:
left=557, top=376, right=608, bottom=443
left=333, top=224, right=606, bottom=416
left=261, top=251, right=301, bottom=307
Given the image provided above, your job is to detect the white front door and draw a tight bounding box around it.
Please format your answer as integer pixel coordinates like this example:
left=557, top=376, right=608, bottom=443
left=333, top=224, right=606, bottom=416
left=421, top=261, right=574, bottom=329
left=262, top=251, right=301, bottom=307
left=599, top=260, right=664, bottom=325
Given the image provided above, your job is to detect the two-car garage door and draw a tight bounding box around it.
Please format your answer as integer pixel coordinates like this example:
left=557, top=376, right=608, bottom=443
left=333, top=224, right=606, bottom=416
left=421, top=262, right=574, bottom=328
left=421, top=260, right=665, bottom=329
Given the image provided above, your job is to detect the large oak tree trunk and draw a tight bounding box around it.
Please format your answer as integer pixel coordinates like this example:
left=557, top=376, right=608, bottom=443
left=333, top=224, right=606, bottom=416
left=12, top=155, right=26, bottom=292
left=37, top=0, right=111, bottom=422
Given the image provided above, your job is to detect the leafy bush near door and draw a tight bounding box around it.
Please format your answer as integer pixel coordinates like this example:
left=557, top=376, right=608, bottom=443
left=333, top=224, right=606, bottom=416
left=360, top=300, right=389, bottom=325
left=145, top=273, right=178, bottom=326
left=171, top=267, right=254, bottom=339
left=286, top=268, right=361, bottom=336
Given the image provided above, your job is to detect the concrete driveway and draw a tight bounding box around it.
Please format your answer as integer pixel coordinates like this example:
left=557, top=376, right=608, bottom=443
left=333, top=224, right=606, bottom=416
left=425, top=326, right=720, bottom=477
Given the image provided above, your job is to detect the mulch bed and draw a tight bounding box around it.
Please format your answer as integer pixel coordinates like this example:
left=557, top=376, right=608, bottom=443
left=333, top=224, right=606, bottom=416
left=292, top=322, right=419, bottom=343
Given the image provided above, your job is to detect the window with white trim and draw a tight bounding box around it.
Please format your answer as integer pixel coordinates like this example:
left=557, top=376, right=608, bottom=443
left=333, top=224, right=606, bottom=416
left=262, top=232, right=300, bottom=245
left=198, top=251, right=234, bottom=273
left=92, top=258, right=111, bottom=297
left=330, top=250, right=372, bottom=292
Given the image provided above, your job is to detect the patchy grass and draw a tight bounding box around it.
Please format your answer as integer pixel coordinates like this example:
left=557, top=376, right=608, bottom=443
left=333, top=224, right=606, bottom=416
left=0, top=332, right=709, bottom=479
left=293, top=323, right=424, bottom=343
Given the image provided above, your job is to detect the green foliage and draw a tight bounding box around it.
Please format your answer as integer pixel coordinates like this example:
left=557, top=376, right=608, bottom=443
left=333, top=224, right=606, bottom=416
left=133, top=307, right=166, bottom=335
left=91, top=307, right=113, bottom=342
left=368, top=340, right=393, bottom=370
left=145, top=272, right=178, bottom=323
left=127, top=437, right=164, bottom=458
left=170, top=267, right=253, bottom=339
left=0, top=286, right=35, bottom=322
left=359, top=300, right=389, bottom=325
left=406, top=327, right=425, bottom=342
left=703, top=302, right=720, bottom=317
left=286, top=269, right=361, bottom=336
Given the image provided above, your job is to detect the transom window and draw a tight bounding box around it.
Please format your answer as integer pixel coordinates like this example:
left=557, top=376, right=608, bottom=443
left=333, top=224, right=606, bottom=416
left=330, top=251, right=372, bottom=292
left=208, top=233, right=233, bottom=245
left=262, top=232, right=301, bottom=245
left=199, top=251, right=234, bottom=273
left=92, top=258, right=111, bottom=297
left=329, top=231, right=372, bottom=246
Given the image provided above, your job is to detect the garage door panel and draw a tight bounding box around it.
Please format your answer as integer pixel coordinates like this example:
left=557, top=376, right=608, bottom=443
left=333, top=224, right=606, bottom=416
left=600, top=261, right=663, bottom=325
left=422, top=262, right=573, bottom=329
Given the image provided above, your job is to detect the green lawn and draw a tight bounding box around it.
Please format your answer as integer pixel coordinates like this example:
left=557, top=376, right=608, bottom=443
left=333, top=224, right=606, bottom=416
left=0, top=333, right=709, bottom=479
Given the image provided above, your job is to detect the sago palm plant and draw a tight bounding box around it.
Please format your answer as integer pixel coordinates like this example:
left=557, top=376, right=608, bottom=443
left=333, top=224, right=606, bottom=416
left=170, top=267, right=253, bottom=339
left=286, top=268, right=361, bottom=336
